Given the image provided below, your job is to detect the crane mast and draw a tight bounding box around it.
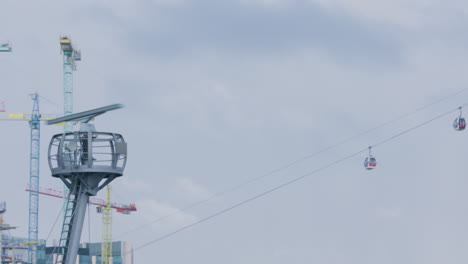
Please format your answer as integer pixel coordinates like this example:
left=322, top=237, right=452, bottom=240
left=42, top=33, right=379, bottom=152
left=0, top=45, right=12, bottom=257
left=59, top=36, right=80, bottom=132
left=0, top=92, right=51, bottom=264
left=28, top=93, right=40, bottom=264
left=101, top=185, right=112, bottom=264
left=59, top=37, right=81, bottom=261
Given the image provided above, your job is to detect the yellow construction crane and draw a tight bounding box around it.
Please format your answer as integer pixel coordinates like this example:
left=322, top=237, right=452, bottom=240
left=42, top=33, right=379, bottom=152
left=0, top=111, right=57, bottom=121
left=97, top=186, right=134, bottom=264
left=101, top=185, right=113, bottom=264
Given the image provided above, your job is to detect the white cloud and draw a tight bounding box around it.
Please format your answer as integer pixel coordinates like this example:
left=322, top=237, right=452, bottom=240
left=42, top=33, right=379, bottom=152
left=117, top=177, right=154, bottom=195
left=137, top=199, right=198, bottom=232
left=176, top=178, right=211, bottom=200
left=239, top=0, right=294, bottom=7
left=212, top=83, right=233, bottom=101
left=81, top=0, right=186, bottom=20
left=150, top=0, right=186, bottom=6
left=309, top=0, right=463, bottom=28
left=377, top=207, right=402, bottom=220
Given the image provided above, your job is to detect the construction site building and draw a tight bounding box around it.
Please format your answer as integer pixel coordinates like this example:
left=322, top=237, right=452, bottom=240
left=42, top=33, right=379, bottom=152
left=45, top=241, right=133, bottom=264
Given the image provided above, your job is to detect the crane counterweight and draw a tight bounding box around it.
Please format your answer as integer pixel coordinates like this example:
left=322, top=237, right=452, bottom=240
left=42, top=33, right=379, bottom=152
left=0, top=41, right=12, bottom=52
left=59, top=36, right=73, bottom=52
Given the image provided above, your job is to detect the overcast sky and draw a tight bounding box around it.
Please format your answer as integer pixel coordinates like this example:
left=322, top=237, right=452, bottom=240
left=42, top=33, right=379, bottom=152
left=2, top=0, right=468, bottom=263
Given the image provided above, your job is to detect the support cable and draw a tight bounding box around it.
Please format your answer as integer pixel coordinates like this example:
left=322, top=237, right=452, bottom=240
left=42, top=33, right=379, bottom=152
left=38, top=95, right=61, bottom=109
left=88, top=202, right=92, bottom=263
left=371, top=106, right=463, bottom=148
left=45, top=188, right=75, bottom=263
left=44, top=205, right=63, bottom=242
left=131, top=104, right=462, bottom=252
left=116, top=88, right=468, bottom=239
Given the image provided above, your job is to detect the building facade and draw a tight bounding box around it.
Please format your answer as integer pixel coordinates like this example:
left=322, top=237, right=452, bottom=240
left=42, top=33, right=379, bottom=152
left=1, top=235, right=46, bottom=264
left=45, top=241, right=133, bottom=264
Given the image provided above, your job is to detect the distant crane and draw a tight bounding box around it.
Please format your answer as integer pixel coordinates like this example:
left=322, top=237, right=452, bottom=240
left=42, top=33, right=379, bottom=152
left=25, top=185, right=137, bottom=215
left=58, top=36, right=119, bottom=264
left=0, top=41, right=12, bottom=52
left=101, top=185, right=113, bottom=264
left=59, top=36, right=81, bottom=133
left=0, top=202, right=17, bottom=264
left=0, top=93, right=57, bottom=264
left=0, top=203, right=39, bottom=264
left=59, top=36, right=81, bottom=258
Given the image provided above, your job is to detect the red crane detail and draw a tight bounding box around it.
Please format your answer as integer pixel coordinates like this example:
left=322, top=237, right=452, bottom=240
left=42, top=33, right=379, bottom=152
left=25, top=185, right=137, bottom=214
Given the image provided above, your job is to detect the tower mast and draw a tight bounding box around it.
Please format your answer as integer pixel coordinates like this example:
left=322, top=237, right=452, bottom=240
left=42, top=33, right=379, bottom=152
left=59, top=37, right=81, bottom=255
left=101, top=185, right=113, bottom=264
left=59, top=36, right=81, bottom=132
left=28, top=93, right=41, bottom=264
left=47, top=104, right=127, bottom=264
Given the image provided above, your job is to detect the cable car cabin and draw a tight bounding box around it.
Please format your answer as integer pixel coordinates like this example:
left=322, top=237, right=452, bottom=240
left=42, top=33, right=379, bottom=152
left=364, top=157, right=377, bottom=170
left=453, top=117, right=466, bottom=131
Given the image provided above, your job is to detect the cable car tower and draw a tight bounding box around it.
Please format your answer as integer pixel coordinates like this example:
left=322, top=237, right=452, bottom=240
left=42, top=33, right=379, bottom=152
left=47, top=104, right=127, bottom=264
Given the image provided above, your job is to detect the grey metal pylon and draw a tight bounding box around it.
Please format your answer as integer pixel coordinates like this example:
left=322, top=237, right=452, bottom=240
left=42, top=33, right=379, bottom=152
left=47, top=105, right=126, bottom=264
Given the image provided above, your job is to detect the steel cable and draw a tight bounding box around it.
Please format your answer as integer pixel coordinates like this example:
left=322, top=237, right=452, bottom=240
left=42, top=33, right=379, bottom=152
left=116, top=88, right=468, bottom=239
left=131, top=104, right=461, bottom=252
